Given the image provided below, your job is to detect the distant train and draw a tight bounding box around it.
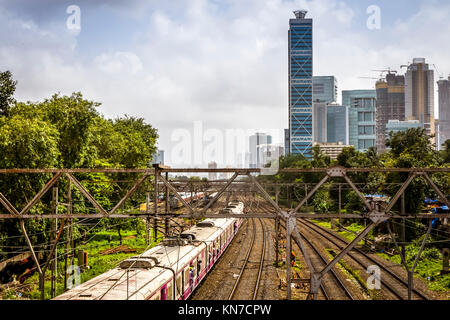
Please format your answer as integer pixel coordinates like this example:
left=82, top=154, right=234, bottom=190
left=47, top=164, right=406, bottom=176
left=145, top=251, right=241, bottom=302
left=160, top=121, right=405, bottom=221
left=139, top=192, right=205, bottom=212
left=54, top=200, right=245, bottom=300
left=168, top=192, right=204, bottom=209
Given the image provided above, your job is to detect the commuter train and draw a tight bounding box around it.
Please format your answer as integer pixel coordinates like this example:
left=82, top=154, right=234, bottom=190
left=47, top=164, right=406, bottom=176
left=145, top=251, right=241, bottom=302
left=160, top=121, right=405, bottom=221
left=139, top=192, right=205, bottom=212
left=54, top=200, right=245, bottom=300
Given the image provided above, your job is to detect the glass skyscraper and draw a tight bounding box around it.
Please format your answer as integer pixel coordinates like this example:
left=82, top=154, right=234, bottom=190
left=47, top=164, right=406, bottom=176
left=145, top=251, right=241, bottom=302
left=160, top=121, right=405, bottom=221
left=288, top=10, right=313, bottom=158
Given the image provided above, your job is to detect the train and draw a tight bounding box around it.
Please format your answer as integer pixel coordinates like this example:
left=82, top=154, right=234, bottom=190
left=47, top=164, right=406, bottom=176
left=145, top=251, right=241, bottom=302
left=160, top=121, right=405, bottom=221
left=139, top=192, right=205, bottom=212
left=54, top=200, right=245, bottom=300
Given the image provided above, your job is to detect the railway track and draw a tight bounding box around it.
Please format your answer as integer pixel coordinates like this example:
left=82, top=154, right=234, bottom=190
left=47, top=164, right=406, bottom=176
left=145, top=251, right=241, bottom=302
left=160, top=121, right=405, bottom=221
left=297, top=218, right=429, bottom=300
left=228, top=218, right=267, bottom=300
left=275, top=218, right=355, bottom=300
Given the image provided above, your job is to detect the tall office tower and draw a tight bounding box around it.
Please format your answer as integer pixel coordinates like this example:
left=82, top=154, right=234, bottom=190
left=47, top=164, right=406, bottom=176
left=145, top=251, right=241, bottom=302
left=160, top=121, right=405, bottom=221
left=375, top=73, right=405, bottom=153
left=284, top=129, right=290, bottom=155
left=249, top=133, right=272, bottom=168
left=313, top=76, right=338, bottom=103
left=288, top=10, right=313, bottom=158
left=313, top=102, right=327, bottom=143
left=327, top=103, right=349, bottom=145
left=437, top=76, right=450, bottom=149
left=208, top=161, right=217, bottom=180
left=405, top=58, right=435, bottom=139
left=342, top=90, right=377, bottom=152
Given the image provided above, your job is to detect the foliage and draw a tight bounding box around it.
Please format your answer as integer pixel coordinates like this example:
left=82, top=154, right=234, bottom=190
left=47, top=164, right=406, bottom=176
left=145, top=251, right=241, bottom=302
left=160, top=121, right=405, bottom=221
left=0, top=70, right=17, bottom=117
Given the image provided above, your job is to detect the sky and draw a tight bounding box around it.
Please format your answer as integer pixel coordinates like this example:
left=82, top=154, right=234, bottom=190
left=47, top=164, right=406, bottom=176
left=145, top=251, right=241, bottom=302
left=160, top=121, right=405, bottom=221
left=1, top=0, right=450, bottom=167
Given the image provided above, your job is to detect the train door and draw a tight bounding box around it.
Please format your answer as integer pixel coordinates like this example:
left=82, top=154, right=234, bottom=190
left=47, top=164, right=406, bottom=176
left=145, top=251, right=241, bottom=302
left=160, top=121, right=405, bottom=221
left=160, top=286, right=167, bottom=300
left=167, top=280, right=173, bottom=300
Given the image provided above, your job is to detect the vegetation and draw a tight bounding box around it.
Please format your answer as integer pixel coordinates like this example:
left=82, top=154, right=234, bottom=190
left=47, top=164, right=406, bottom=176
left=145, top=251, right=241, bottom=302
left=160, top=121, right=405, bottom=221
left=0, top=70, right=159, bottom=299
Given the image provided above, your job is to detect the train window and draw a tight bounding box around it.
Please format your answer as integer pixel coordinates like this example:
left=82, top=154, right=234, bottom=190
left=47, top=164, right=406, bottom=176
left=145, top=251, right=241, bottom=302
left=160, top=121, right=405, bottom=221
left=160, top=287, right=166, bottom=300
left=167, top=281, right=173, bottom=300
left=184, top=268, right=189, bottom=288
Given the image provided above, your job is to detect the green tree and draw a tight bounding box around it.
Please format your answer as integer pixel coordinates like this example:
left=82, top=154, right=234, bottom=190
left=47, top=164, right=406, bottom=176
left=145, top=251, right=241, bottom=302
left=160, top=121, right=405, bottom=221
left=0, top=70, right=17, bottom=117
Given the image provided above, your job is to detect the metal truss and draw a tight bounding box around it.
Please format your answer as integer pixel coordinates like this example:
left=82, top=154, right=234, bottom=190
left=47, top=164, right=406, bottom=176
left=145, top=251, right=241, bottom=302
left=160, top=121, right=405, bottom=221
left=1, top=165, right=449, bottom=300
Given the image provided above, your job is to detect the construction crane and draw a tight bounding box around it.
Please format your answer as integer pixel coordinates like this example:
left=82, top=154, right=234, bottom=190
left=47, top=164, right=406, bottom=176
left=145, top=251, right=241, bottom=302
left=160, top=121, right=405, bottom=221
left=371, top=68, right=398, bottom=75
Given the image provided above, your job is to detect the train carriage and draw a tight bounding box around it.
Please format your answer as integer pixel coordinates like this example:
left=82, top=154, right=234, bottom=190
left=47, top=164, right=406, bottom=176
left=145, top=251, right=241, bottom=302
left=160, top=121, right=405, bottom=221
left=54, top=201, right=244, bottom=300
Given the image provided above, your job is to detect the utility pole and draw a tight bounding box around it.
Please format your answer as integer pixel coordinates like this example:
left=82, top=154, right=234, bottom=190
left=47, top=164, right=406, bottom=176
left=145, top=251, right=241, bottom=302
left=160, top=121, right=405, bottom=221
left=51, top=186, right=59, bottom=298
left=145, top=192, right=150, bottom=245
left=165, top=172, right=169, bottom=236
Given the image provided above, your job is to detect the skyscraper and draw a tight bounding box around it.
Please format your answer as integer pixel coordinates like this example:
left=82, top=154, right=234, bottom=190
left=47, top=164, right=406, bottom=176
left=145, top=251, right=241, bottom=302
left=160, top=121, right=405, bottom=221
left=342, top=90, right=377, bottom=152
left=405, top=58, right=435, bottom=139
left=288, top=10, right=313, bottom=158
left=437, top=76, right=450, bottom=149
left=375, top=73, right=405, bottom=153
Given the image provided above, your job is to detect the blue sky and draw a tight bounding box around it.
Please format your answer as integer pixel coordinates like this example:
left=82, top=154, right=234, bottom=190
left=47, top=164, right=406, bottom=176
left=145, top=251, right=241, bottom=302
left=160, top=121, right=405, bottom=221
left=1, top=0, right=449, bottom=166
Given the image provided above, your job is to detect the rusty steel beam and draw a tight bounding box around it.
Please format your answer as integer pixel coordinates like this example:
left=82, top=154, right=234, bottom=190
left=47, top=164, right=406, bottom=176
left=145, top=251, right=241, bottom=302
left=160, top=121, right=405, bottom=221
left=65, top=173, right=108, bottom=216
left=109, top=173, right=151, bottom=215
left=0, top=192, right=20, bottom=216
left=384, top=173, right=417, bottom=213
left=157, top=173, right=194, bottom=214
left=1, top=167, right=449, bottom=174
left=291, top=174, right=329, bottom=214
left=201, top=172, right=239, bottom=214
left=20, top=172, right=62, bottom=216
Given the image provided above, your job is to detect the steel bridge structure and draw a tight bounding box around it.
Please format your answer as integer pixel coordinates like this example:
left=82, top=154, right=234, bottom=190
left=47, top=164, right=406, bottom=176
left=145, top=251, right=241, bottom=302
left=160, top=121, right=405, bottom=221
left=0, top=164, right=449, bottom=300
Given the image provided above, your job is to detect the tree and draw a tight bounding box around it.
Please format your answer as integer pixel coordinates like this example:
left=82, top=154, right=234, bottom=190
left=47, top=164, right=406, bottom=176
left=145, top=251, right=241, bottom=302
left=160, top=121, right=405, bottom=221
left=0, top=70, right=17, bottom=117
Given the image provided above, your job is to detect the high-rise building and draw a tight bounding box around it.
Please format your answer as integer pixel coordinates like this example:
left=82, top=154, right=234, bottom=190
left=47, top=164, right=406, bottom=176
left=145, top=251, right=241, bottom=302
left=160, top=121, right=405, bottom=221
left=313, top=76, right=338, bottom=104
left=257, top=144, right=284, bottom=168
left=327, top=103, right=349, bottom=145
left=437, top=76, right=450, bottom=149
left=249, top=133, right=272, bottom=168
left=151, top=150, right=164, bottom=165
left=313, top=102, right=327, bottom=143
left=375, top=73, right=405, bottom=153
left=288, top=10, right=313, bottom=158
left=208, top=161, right=217, bottom=180
left=342, top=90, right=377, bottom=152
left=405, top=58, right=435, bottom=139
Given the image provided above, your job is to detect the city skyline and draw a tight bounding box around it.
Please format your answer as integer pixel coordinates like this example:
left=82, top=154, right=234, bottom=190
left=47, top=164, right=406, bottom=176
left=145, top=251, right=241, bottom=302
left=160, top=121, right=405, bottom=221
left=1, top=0, right=450, bottom=166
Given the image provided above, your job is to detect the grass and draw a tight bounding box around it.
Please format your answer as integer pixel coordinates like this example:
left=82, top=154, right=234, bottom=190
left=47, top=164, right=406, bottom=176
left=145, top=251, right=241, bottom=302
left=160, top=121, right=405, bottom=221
left=1, top=228, right=160, bottom=300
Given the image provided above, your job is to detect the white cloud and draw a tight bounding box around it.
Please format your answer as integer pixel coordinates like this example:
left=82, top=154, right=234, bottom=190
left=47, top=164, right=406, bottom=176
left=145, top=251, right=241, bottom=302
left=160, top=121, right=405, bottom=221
left=1, top=0, right=449, bottom=166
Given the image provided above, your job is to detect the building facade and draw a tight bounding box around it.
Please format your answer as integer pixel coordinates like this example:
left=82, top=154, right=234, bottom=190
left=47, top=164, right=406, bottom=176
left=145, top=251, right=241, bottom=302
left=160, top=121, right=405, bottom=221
left=151, top=150, right=165, bottom=165
left=313, top=102, right=327, bottom=143
left=375, top=73, right=405, bottom=153
left=249, top=133, right=272, bottom=168
left=385, top=120, right=422, bottom=143
left=313, top=76, right=338, bottom=104
left=313, top=142, right=351, bottom=160
left=437, top=77, right=450, bottom=150
left=288, top=10, right=313, bottom=158
left=326, top=103, right=349, bottom=145
left=405, top=58, right=435, bottom=139
left=342, top=90, right=377, bottom=152
left=208, top=161, right=217, bottom=180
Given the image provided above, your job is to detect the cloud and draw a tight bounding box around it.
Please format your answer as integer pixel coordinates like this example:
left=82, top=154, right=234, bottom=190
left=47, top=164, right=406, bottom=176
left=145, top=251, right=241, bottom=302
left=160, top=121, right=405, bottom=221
left=0, top=0, right=449, bottom=167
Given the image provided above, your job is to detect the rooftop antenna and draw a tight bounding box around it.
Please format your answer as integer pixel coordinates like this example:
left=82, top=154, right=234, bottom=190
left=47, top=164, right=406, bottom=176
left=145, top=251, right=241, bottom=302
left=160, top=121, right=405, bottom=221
left=293, top=10, right=308, bottom=19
